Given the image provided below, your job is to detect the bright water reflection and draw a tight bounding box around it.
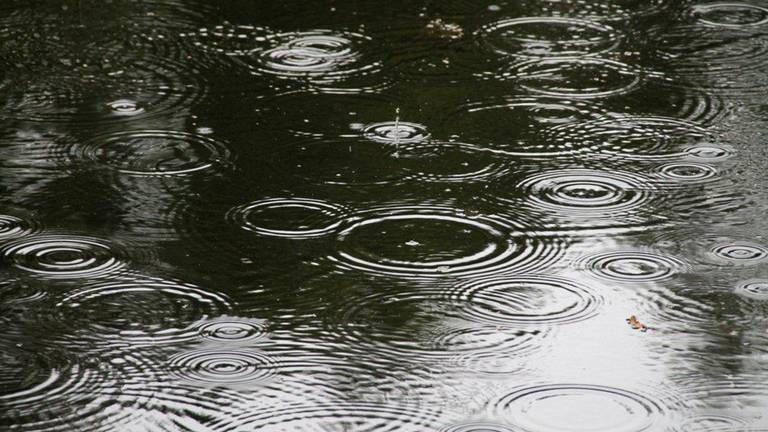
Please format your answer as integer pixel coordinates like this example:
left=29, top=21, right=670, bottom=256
left=2, top=0, right=768, bottom=431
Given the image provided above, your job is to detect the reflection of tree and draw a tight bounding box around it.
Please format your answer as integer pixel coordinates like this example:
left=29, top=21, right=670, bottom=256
left=0, top=2, right=227, bottom=428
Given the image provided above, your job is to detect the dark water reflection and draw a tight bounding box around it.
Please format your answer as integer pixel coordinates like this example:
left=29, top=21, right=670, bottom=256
left=2, top=0, right=768, bottom=430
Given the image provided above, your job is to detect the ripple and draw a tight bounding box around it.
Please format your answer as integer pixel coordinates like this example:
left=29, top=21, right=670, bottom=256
left=271, top=92, right=399, bottom=139
left=0, top=279, right=47, bottom=307
left=655, top=87, right=731, bottom=127
left=426, top=0, right=671, bottom=21
left=313, top=272, right=555, bottom=371
left=684, top=144, right=736, bottom=161
left=654, top=233, right=768, bottom=268
left=517, top=168, right=655, bottom=214
left=491, top=384, right=665, bottom=432
left=654, top=162, right=719, bottom=184
left=446, top=275, right=602, bottom=324
left=212, top=401, right=443, bottom=431
left=514, top=0, right=673, bottom=22
left=68, top=130, right=232, bottom=176
left=575, top=250, right=690, bottom=282
left=0, top=235, right=131, bottom=279
left=691, top=3, right=768, bottom=27
left=653, top=25, right=768, bottom=73
left=438, top=326, right=548, bottom=374
left=440, top=422, right=519, bottom=432
left=491, top=57, right=641, bottom=99
left=275, top=137, right=413, bottom=186
left=659, top=182, right=746, bottom=222
left=629, top=284, right=716, bottom=332
left=617, top=80, right=732, bottom=127
left=181, top=23, right=274, bottom=56
left=0, top=347, right=122, bottom=430
left=679, top=414, right=750, bottom=432
left=476, top=17, right=620, bottom=58
left=496, top=168, right=664, bottom=234
left=323, top=279, right=553, bottom=372
left=54, top=278, right=232, bottom=345
left=252, top=30, right=384, bottom=90
left=679, top=378, right=768, bottom=426
left=651, top=25, right=768, bottom=95
left=105, top=99, right=145, bottom=116
left=1, top=53, right=204, bottom=124
left=0, top=214, right=40, bottom=241
left=711, top=242, right=768, bottom=263
left=167, top=349, right=277, bottom=385
left=227, top=198, right=350, bottom=239
left=0, top=349, right=87, bottom=408
left=331, top=205, right=564, bottom=278
left=400, top=141, right=511, bottom=183
left=199, top=316, right=269, bottom=342
left=544, top=116, right=711, bottom=159
left=363, top=121, right=431, bottom=144
left=441, top=96, right=608, bottom=155
left=735, top=279, right=768, bottom=300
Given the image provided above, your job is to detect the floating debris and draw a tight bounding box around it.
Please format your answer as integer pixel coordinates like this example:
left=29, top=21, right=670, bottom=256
left=426, top=19, right=464, bottom=40
left=627, top=315, right=648, bottom=332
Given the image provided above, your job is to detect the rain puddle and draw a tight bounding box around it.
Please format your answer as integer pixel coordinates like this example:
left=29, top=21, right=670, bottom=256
left=2, top=0, right=768, bottom=431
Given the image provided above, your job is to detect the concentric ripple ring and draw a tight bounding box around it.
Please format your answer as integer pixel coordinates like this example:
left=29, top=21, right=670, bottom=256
left=683, top=144, right=735, bottom=161
left=517, top=169, right=655, bottom=214
left=212, top=402, right=442, bottom=431
left=654, top=162, right=719, bottom=184
left=504, top=57, right=641, bottom=98
left=711, top=242, right=768, bottom=263
left=167, top=349, right=277, bottom=385
left=476, top=17, right=621, bottom=58
left=735, top=279, right=768, bottom=301
left=447, top=275, right=602, bottom=324
left=544, top=116, right=710, bottom=159
left=575, top=250, right=690, bottom=282
left=0, top=215, right=39, bottom=241
left=692, top=3, right=768, bottom=27
left=331, top=205, right=563, bottom=278
left=440, top=422, right=519, bottom=432
left=363, top=121, right=431, bottom=144
left=491, top=384, right=663, bottom=432
left=228, top=198, right=349, bottom=239
left=0, top=235, right=129, bottom=279
left=54, top=279, right=232, bottom=345
left=72, top=130, right=232, bottom=176
left=199, top=316, right=269, bottom=342
left=253, top=30, right=382, bottom=85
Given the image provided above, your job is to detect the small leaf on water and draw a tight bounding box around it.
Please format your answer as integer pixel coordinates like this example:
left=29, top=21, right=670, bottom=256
left=627, top=315, right=648, bottom=332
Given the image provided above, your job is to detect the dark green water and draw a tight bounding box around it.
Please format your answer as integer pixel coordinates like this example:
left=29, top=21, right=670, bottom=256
left=2, top=0, right=768, bottom=430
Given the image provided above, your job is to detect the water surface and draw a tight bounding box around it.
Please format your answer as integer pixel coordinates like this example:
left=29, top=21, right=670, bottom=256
left=2, top=0, right=768, bottom=431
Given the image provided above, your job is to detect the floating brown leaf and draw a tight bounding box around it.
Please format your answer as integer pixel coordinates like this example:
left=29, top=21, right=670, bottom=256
left=627, top=315, right=648, bottom=332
